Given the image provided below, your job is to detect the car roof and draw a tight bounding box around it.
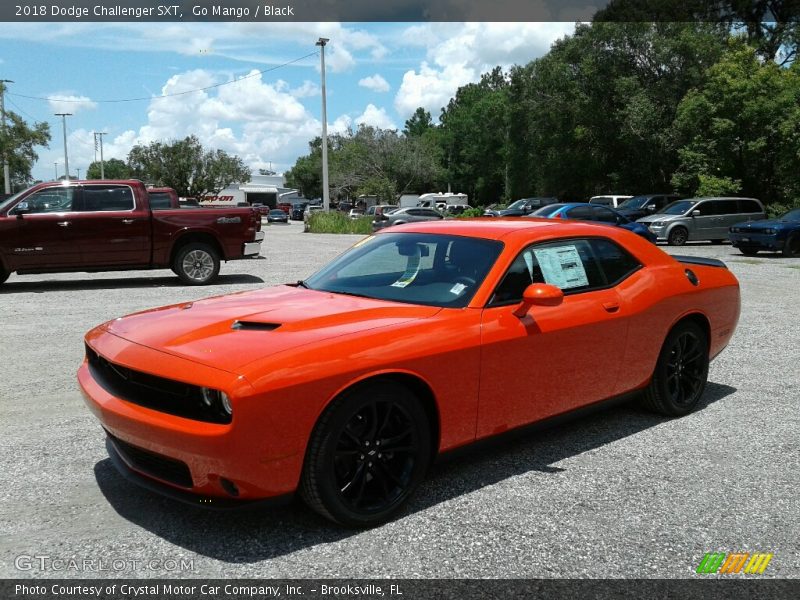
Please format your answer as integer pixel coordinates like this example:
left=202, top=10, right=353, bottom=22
left=382, top=217, right=613, bottom=240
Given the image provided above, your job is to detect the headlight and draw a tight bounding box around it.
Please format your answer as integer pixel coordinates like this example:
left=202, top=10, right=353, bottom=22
left=650, top=221, right=665, bottom=227
left=201, top=387, right=232, bottom=415
left=762, top=228, right=777, bottom=235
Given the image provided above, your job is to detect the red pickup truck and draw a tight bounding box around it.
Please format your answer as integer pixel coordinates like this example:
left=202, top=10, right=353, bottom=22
left=0, top=180, right=264, bottom=285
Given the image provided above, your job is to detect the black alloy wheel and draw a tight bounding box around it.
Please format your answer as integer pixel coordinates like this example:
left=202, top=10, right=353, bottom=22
left=783, top=234, right=800, bottom=258
left=641, top=321, right=709, bottom=416
left=301, top=382, right=430, bottom=527
left=667, top=227, right=688, bottom=246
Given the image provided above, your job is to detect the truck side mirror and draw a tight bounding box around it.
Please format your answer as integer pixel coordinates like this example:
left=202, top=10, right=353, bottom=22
left=13, top=201, right=31, bottom=217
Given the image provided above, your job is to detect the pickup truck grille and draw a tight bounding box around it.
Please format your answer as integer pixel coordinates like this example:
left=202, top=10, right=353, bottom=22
left=86, top=345, right=231, bottom=424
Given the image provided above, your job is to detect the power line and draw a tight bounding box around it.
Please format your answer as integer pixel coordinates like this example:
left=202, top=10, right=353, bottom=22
left=9, top=51, right=319, bottom=104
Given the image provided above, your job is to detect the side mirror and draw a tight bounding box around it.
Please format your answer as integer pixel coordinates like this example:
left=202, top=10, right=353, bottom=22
left=647, top=205, right=656, bottom=211
left=13, top=201, right=31, bottom=217
left=691, top=210, right=701, bottom=217
left=513, top=283, right=564, bottom=317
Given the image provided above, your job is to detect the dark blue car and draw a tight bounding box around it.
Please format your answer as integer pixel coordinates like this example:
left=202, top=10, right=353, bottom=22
left=729, top=208, right=800, bottom=257
left=531, top=203, right=658, bottom=243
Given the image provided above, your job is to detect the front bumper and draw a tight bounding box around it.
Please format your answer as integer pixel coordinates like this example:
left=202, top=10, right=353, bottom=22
left=729, top=232, right=783, bottom=251
left=79, top=333, right=305, bottom=503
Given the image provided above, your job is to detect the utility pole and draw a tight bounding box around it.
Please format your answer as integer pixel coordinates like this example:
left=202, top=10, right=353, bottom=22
left=316, top=37, right=330, bottom=211
left=1, top=79, right=14, bottom=194
left=77, top=167, right=81, bottom=179
left=55, top=113, right=72, bottom=180
left=54, top=161, right=58, bottom=181
left=94, top=131, right=107, bottom=178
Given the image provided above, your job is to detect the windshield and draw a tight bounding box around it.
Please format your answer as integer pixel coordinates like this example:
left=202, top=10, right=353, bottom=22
left=532, top=204, right=563, bottom=217
left=660, top=200, right=698, bottom=215
left=782, top=208, right=800, bottom=221
left=618, top=195, right=649, bottom=209
left=506, top=199, right=527, bottom=210
left=0, top=189, right=29, bottom=213
left=305, top=232, right=503, bottom=308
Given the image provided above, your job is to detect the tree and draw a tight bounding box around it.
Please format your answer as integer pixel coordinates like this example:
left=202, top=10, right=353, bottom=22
left=671, top=40, right=800, bottom=205
left=404, top=108, right=433, bottom=137
left=0, top=83, right=51, bottom=191
left=127, top=135, right=250, bottom=198
left=86, top=158, right=130, bottom=179
left=285, top=138, right=323, bottom=199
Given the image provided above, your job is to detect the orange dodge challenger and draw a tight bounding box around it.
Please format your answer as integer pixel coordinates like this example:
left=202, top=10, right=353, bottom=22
left=80, top=219, right=740, bottom=526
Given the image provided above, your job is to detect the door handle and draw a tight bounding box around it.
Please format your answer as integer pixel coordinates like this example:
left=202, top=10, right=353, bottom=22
left=57, top=221, right=70, bottom=227
left=602, top=302, right=620, bottom=313
left=121, top=219, right=135, bottom=224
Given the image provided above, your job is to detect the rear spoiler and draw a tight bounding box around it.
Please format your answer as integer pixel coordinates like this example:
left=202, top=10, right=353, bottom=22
left=672, top=255, right=728, bottom=269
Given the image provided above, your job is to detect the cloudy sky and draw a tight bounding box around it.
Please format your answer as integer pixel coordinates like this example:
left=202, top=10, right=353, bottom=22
left=0, top=22, right=578, bottom=181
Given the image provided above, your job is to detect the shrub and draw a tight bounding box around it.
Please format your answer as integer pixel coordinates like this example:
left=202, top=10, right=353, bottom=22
left=455, top=207, right=485, bottom=218
left=307, top=211, right=373, bottom=234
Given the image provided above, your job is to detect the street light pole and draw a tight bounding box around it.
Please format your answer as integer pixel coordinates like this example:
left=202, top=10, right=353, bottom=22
left=94, top=131, right=107, bottom=178
left=1, top=79, right=14, bottom=194
left=55, top=112, right=72, bottom=180
left=54, top=161, right=58, bottom=181
left=316, top=37, right=330, bottom=211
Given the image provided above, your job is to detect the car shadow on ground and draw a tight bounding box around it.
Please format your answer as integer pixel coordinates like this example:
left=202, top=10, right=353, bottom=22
left=93, top=382, right=736, bottom=563
left=0, top=274, right=264, bottom=293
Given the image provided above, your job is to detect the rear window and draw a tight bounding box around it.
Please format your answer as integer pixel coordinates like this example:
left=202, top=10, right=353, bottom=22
left=148, top=192, right=172, bottom=209
left=739, top=199, right=763, bottom=214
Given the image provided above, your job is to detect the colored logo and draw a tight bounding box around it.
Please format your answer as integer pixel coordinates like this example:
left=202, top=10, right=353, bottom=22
left=696, top=552, right=773, bottom=574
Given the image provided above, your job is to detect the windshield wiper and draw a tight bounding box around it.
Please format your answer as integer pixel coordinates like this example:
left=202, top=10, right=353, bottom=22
left=296, top=280, right=310, bottom=289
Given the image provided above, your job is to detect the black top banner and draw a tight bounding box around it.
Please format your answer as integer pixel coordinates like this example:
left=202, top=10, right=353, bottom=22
left=3, top=0, right=797, bottom=23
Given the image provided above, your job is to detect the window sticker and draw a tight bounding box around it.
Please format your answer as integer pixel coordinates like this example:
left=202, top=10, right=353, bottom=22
left=449, top=282, right=467, bottom=295
left=533, top=245, right=589, bottom=289
left=391, top=253, right=421, bottom=288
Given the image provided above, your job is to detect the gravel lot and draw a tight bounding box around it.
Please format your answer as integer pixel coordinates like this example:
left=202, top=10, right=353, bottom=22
left=1, top=220, right=798, bottom=579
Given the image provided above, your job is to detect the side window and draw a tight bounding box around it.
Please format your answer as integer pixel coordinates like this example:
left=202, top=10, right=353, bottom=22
left=593, top=206, right=618, bottom=223
left=567, top=205, right=594, bottom=220
left=490, top=239, right=606, bottom=304
left=715, top=200, right=738, bottom=215
left=589, top=238, right=641, bottom=284
left=406, top=209, right=421, bottom=216
left=20, top=188, right=75, bottom=213
left=739, top=199, right=762, bottom=214
left=80, top=186, right=135, bottom=211
left=696, top=201, right=717, bottom=216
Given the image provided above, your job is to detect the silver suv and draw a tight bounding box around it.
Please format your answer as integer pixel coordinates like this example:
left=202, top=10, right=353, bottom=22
left=637, top=197, right=765, bottom=246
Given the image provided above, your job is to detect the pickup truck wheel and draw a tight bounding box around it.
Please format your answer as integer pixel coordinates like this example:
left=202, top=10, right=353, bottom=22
left=640, top=321, right=709, bottom=417
left=173, top=243, right=220, bottom=285
left=300, top=382, right=430, bottom=527
left=0, top=267, right=9, bottom=285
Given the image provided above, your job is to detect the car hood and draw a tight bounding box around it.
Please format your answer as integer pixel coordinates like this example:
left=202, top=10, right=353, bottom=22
left=636, top=213, right=683, bottom=224
left=100, top=285, right=441, bottom=373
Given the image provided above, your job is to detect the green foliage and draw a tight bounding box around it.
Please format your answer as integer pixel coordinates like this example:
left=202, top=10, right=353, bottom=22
left=404, top=108, right=433, bottom=137
left=696, top=175, right=743, bottom=197
left=0, top=83, right=51, bottom=190
left=766, top=200, right=800, bottom=219
left=86, top=158, right=130, bottom=179
left=306, top=211, right=373, bottom=234
left=455, top=207, right=485, bottom=218
left=127, top=135, right=250, bottom=198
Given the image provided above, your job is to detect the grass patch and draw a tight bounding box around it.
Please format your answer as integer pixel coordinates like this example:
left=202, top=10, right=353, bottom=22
left=306, top=211, right=373, bottom=234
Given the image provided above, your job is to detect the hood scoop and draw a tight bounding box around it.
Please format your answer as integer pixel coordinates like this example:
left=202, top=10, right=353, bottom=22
left=231, top=321, right=281, bottom=331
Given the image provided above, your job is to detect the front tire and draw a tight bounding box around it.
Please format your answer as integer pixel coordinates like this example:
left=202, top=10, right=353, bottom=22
left=300, top=382, right=431, bottom=527
left=740, top=248, right=759, bottom=256
left=172, top=243, right=220, bottom=285
left=641, top=321, right=709, bottom=417
left=782, top=234, right=800, bottom=258
left=667, top=227, right=688, bottom=246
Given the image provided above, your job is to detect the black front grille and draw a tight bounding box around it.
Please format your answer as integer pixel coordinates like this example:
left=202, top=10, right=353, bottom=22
left=86, top=345, right=231, bottom=424
left=107, top=431, right=193, bottom=488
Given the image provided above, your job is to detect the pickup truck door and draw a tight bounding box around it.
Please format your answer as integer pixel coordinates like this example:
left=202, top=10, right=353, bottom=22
left=3, top=186, right=82, bottom=270
left=71, top=184, right=150, bottom=266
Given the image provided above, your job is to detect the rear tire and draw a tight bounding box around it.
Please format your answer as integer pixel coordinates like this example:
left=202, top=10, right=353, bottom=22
left=740, top=248, right=759, bottom=256
left=710, top=239, right=724, bottom=245
left=782, top=234, right=800, bottom=258
left=667, top=227, right=688, bottom=246
left=641, top=321, right=709, bottom=417
left=300, top=382, right=431, bottom=527
left=0, top=267, right=9, bottom=285
left=172, top=243, right=220, bottom=285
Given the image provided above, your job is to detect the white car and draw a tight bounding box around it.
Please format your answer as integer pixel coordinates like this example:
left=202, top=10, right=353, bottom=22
left=589, top=195, right=633, bottom=209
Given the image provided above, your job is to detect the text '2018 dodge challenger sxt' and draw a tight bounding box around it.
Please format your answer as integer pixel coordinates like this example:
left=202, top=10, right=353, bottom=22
left=79, top=219, right=740, bottom=527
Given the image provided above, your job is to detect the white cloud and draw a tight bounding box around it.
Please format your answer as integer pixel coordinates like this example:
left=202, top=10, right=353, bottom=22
left=47, top=94, right=97, bottom=115
left=355, top=104, right=397, bottom=130
left=394, top=22, right=576, bottom=119
left=358, top=74, right=390, bottom=93
left=289, top=80, right=320, bottom=98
